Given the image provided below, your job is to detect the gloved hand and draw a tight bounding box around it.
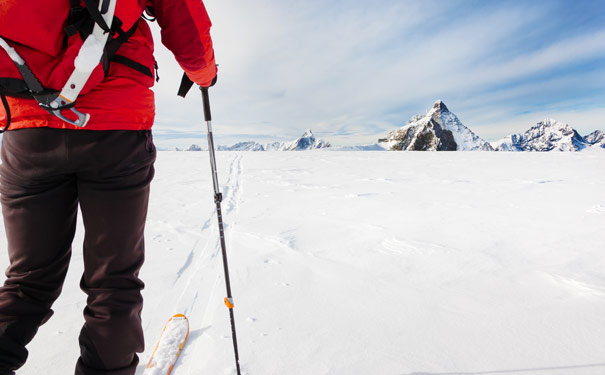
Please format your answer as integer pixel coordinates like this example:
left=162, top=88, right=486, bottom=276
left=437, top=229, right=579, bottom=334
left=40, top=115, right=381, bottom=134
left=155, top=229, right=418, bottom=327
left=203, top=74, right=217, bottom=88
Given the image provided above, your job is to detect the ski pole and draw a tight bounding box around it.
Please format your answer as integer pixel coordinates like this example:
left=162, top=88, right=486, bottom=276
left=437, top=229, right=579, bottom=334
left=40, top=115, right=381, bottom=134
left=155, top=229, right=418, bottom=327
left=200, top=86, right=242, bottom=375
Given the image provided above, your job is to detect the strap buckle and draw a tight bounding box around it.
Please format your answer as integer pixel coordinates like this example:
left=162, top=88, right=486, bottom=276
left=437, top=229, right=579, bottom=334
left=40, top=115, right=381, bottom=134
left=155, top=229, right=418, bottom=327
left=36, top=93, right=90, bottom=127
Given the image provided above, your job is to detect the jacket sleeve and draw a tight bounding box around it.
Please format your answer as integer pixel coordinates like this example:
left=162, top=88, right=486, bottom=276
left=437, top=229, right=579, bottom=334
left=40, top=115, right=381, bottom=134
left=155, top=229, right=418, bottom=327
left=150, top=0, right=217, bottom=87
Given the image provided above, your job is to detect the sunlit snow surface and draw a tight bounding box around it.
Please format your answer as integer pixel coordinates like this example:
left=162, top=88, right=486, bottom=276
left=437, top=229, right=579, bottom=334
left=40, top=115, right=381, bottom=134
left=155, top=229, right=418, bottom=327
left=2, top=150, right=605, bottom=375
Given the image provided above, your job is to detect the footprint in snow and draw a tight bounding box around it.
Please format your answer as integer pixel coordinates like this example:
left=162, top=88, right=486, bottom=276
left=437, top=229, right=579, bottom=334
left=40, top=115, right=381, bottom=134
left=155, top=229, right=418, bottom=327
left=152, top=234, right=171, bottom=243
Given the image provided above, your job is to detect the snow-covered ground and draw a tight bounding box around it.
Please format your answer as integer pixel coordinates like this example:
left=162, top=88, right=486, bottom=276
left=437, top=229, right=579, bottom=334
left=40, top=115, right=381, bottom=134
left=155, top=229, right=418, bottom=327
left=2, top=150, right=605, bottom=375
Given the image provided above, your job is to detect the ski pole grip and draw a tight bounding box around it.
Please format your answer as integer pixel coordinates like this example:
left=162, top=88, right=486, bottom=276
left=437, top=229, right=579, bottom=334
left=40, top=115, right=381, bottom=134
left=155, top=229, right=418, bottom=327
left=201, top=86, right=212, bottom=122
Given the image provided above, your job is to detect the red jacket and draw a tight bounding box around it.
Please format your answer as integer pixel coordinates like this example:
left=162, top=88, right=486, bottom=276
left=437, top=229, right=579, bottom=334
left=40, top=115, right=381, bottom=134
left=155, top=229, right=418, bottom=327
left=0, top=0, right=216, bottom=131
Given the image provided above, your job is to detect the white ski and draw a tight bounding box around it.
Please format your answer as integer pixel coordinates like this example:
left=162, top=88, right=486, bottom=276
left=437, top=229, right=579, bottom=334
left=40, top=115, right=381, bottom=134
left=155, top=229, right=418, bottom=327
left=144, top=314, right=190, bottom=375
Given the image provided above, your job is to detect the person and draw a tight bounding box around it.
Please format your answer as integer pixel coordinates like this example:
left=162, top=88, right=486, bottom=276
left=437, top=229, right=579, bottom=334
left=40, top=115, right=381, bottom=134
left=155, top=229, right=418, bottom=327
left=0, top=0, right=217, bottom=374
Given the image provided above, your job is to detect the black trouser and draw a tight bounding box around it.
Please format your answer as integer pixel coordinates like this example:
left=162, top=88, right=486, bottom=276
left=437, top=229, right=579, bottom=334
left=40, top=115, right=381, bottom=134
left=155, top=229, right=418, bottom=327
left=0, top=128, right=156, bottom=375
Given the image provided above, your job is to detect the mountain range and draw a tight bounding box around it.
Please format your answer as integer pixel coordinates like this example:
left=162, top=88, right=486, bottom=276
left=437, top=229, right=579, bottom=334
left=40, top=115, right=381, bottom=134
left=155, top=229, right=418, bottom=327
left=491, top=119, right=590, bottom=151
left=176, top=101, right=603, bottom=152
left=218, top=130, right=330, bottom=151
left=172, top=130, right=330, bottom=152
left=379, top=100, right=603, bottom=152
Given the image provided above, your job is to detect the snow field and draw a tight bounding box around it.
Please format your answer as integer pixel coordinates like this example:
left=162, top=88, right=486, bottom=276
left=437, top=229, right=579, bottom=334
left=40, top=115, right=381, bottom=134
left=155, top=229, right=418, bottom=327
left=1, top=150, right=604, bottom=374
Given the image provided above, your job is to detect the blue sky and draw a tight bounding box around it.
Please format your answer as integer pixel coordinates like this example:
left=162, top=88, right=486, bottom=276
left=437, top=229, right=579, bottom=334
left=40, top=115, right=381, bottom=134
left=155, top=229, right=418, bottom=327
left=150, top=0, right=605, bottom=147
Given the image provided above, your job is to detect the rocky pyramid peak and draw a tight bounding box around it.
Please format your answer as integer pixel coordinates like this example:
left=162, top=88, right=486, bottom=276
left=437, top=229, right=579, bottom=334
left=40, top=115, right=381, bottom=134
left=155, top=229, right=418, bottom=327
left=381, top=101, right=492, bottom=151
left=432, top=100, right=448, bottom=113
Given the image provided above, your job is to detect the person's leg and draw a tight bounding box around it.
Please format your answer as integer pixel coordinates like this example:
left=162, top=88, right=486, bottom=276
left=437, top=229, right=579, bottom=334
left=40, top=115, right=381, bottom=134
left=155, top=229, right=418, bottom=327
left=0, top=129, right=78, bottom=374
left=72, top=130, right=155, bottom=375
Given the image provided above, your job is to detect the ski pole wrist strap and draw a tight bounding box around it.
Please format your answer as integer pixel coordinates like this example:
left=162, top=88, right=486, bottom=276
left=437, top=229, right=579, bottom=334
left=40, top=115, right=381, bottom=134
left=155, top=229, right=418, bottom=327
left=177, top=72, right=195, bottom=98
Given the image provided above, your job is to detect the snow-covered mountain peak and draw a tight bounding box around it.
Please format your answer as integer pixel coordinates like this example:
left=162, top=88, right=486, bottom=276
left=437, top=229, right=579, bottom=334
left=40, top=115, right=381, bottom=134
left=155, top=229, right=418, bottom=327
left=381, top=101, right=493, bottom=151
left=585, top=130, right=605, bottom=148
left=532, top=118, right=574, bottom=133
left=493, top=119, right=588, bottom=152
left=539, top=118, right=561, bottom=127
left=279, top=129, right=330, bottom=151
left=301, top=129, right=314, bottom=138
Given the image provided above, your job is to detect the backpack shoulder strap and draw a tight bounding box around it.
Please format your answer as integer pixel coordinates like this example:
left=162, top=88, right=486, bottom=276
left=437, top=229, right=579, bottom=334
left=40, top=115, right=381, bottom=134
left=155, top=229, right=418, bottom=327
left=82, top=0, right=112, bottom=33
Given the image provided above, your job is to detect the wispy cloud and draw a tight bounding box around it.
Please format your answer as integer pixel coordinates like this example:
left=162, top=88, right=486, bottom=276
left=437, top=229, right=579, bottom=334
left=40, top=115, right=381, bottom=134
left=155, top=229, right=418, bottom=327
left=150, top=0, right=605, bottom=146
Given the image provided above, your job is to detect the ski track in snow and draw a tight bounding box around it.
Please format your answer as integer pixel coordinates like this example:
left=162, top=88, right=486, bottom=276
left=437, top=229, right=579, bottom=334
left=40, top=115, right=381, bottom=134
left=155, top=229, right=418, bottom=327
left=173, top=153, right=243, bottom=310
left=167, top=153, right=245, bottom=374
